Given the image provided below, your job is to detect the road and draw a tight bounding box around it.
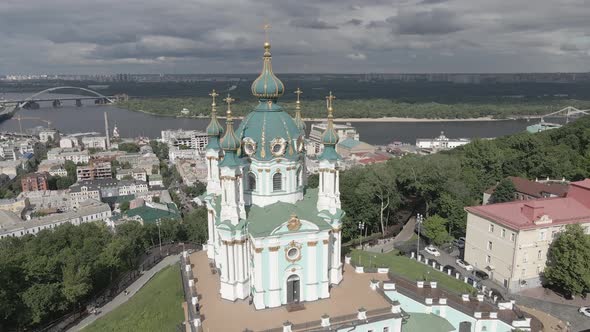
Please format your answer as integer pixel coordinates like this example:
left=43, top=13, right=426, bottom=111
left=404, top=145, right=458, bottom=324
left=365, top=216, right=417, bottom=253
left=67, top=255, right=180, bottom=332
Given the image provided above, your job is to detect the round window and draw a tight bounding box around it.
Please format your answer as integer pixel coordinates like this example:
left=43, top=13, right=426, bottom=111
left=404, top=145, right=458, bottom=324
left=287, top=247, right=299, bottom=260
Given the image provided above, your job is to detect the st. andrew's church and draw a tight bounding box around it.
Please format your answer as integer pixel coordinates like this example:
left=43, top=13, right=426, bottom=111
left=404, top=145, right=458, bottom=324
left=203, top=38, right=345, bottom=310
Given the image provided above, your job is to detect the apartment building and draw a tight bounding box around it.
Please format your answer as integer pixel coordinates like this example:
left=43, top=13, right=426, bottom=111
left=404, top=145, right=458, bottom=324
left=306, top=122, right=359, bottom=156
left=82, top=136, right=108, bottom=150
left=18, top=190, right=70, bottom=212
left=69, top=183, right=101, bottom=209
left=47, top=148, right=90, bottom=164
left=21, top=173, right=49, bottom=192
left=115, top=168, right=147, bottom=182
left=69, top=179, right=148, bottom=208
left=76, top=162, right=112, bottom=181
left=160, top=129, right=208, bottom=152
left=464, top=179, right=590, bottom=292
left=0, top=199, right=111, bottom=238
left=39, top=130, right=60, bottom=143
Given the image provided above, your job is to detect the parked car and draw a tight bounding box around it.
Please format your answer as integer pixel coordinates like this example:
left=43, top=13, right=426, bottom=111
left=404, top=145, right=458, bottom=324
left=456, top=259, right=474, bottom=271
left=473, top=270, right=489, bottom=280
left=580, top=307, right=590, bottom=317
left=424, top=245, right=441, bottom=257
left=453, top=238, right=465, bottom=249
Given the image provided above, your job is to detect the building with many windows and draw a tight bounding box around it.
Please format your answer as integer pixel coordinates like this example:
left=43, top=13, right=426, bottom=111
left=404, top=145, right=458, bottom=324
left=76, top=162, right=112, bottom=181
left=21, top=172, right=49, bottom=192
left=47, top=147, right=90, bottom=164
left=465, top=179, right=590, bottom=292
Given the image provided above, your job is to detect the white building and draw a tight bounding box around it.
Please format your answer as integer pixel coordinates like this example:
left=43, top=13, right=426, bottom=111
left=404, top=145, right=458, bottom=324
left=116, top=168, right=147, bottom=182
left=59, top=137, right=80, bottom=148
left=47, top=148, right=90, bottom=164
left=82, top=136, right=108, bottom=150
left=18, top=190, right=70, bottom=212
left=416, top=131, right=471, bottom=151
left=168, top=146, right=199, bottom=163
left=161, top=129, right=208, bottom=152
left=0, top=200, right=111, bottom=238
left=307, top=122, right=359, bottom=156
left=39, top=130, right=60, bottom=143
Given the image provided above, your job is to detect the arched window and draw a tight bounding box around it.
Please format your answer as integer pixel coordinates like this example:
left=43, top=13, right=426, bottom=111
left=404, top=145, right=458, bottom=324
left=248, top=172, right=256, bottom=191
left=296, top=168, right=302, bottom=188
left=273, top=172, right=282, bottom=191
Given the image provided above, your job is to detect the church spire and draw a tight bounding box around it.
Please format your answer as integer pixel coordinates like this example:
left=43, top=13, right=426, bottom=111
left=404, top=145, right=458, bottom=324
left=219, top=94, right=241, bottom=167
left=319, top=92, right=340, bottom=161
left=206, top=89, right=224, bottom=149
left=293, top=88, right=306, bottom=133
left=251, top=25, right=285, bottom=101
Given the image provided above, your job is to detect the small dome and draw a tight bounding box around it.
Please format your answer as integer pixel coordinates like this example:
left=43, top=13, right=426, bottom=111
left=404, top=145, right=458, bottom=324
left=220, top=112, right=240, bottom=151
left=206, top=117, right=223, bottom=137
left=321, top=125, right=339, bottom=145
left=251, top=43, right=284, bottom=99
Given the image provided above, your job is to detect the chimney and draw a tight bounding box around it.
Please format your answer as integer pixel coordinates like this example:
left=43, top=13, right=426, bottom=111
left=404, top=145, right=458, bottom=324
left=521, top=202, right=544, bottom=221
left=104, top=112, right=110, bottom=149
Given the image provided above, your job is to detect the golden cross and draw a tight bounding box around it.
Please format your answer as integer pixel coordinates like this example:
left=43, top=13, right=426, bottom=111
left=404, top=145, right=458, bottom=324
left=263, top=23, right=271, bottom=43
left=209, top=89, right=218, bottom=107
left=326, top=91, right=336, bottom=111
left=224, top=94, right=235, bottom=115
left=294, top=88, right=303, bottom=103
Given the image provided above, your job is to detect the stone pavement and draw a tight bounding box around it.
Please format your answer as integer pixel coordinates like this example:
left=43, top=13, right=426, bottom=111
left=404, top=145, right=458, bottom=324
left=67, top=255, right=180, bottom=332
left=365, top=216, right=417, bottom=253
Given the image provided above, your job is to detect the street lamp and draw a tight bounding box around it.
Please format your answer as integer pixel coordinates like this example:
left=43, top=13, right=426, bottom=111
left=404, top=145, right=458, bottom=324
left=358, top=221, right=365, bottom=266
left=156, top=220, right=162, bottom=255
left=416, top=213, right=424, bottom=260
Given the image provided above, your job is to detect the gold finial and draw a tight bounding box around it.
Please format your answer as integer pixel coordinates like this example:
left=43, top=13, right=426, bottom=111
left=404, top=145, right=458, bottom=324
left=326, top=91, right=336, bottom=116
left=295, top=88, right=302, bottom=107
left=224, top=94, right=235, bottom=119
left=209, top=89, right=219, bottom=108
left=263, top=23, right=271, bottom=44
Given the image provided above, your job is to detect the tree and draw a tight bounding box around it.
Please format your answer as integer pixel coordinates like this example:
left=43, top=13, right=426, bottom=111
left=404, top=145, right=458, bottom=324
left=543, top=224, right=590, bottom=297
left=120, top=201, right=130, bottom=213
left=118, top=142, right=140, bottom=153
left=490, top=178, right=516, bottom=204
left=307, top=174, right=319, bottom=188
left=422, top=215, right=451, bottom=246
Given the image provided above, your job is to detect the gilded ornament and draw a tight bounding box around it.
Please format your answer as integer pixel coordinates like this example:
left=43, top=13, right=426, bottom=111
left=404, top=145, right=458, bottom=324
left=287, top=213, right=301, bottom=231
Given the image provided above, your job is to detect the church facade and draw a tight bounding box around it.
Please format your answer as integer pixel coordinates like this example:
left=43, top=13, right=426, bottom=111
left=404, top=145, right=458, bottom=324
left=203, top=40, right=345, bottom=310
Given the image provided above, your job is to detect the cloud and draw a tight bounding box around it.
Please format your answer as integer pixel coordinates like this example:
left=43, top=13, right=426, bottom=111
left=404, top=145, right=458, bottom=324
left=0, top=0, right=589, bottom=73
left=389, top=9, right=465, bottom=35
left=346, top=53, right=367, bottom=60
left=344, top=19, right=363, bottom=26
left=290, top=18, right=338, bottom=30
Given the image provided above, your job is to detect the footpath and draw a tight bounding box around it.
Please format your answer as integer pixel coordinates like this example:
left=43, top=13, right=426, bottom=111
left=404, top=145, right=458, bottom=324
left=67, top=255, right=180, bottom=332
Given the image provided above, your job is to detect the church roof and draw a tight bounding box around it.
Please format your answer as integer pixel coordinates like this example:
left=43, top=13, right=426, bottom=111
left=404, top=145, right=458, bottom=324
left=247, top=188, right=332, bottom=237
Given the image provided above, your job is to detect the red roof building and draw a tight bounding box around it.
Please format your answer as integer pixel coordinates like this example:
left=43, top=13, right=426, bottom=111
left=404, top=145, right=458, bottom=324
left=482, top=176, right=569, bottom=204
left=464, top=179, right=590, bottom=293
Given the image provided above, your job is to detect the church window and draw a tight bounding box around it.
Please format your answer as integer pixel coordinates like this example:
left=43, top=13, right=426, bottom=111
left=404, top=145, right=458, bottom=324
left=248, top=172, right=256, bottom=191
left=296, top=168, right=302, bottom=188
left=273, top=172, right=282, bottom=191
left=287, top=247, right=299, bottom=260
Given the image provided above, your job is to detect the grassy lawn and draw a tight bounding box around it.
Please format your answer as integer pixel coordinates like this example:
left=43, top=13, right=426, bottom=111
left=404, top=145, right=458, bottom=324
left=83, top=265, right=184, bottom=332
left=350, top=249, right=475, bottom=294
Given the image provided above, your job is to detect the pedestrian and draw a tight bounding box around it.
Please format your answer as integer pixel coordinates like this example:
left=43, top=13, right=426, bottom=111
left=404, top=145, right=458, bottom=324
left=381, top=248, right=384, bottom=253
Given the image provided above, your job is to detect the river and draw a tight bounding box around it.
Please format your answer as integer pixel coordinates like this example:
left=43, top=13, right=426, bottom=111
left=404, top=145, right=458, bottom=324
left=0, top=92, right=535, bottom=145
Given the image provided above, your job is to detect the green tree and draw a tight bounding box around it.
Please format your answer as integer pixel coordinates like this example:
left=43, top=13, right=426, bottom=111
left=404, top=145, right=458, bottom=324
left=307, top=174, right=319, bottom=189
left=543, top=224, right=590, bottom=297
left=120, top=201, right=130, bottom=213
left=422, top=215, right=451, bottom=246
left=118, top=142, right=140, bottom=153
left=490, top=178, right=516, bottom=203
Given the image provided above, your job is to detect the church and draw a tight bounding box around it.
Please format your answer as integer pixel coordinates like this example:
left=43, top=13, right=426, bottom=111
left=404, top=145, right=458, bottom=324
left=203, top=38, right=345, bottom=310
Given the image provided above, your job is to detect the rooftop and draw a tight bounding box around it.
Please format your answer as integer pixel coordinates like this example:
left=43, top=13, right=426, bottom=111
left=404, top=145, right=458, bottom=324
left=189, top=250, right=392, bottom=332
left=246, top=188, right=333, bottom=237
left=467, top=179, right=590, bottom=230
left=484, top=176, right=569, bottom=198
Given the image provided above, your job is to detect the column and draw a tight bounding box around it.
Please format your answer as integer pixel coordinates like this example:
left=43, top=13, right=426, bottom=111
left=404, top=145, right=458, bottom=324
left=228, top=242, right=235, bottom=283
left=306, top=241, right=318, bottom=301
left=253, top=247, right=265, bottom=309
left=207, top=210, right=215, bottom=259
left=320, top=239, right=330, bottom=298
left=330, top=230, right=343, bottom=284
left=268, top=246, right=281, bottom=307
left=221, top=242, right=229, bottom=281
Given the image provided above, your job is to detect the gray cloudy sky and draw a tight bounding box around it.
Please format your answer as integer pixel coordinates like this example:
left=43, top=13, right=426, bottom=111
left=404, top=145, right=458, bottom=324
left=1, top=0, right=589, bottom=74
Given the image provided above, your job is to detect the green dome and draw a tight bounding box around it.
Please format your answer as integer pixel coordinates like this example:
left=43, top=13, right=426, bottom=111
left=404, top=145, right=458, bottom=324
left=321, top=123, right=339, bottom=145
left=251, top=43, right=284, bottom=100
left=206, top=116, right=223, bottom=137
left=220, top=113, right=240, bottom=151
left=236, top=102, right=302, bottom=161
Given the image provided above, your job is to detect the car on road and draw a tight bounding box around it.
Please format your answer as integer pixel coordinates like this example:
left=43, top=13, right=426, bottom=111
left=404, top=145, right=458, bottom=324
left=456, top=259, right=474, bottom=271
left=424, top=245, right=441, bottom=257
left=580, top=307, right=590, bottom=317
left=473, top=270, right=489, bottom=280
left=452, top=238, right=465, bottom=249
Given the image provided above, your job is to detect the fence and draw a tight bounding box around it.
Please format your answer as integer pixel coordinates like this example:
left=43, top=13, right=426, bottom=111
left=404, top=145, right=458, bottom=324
left=34, top=242, right=201, bottom=332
